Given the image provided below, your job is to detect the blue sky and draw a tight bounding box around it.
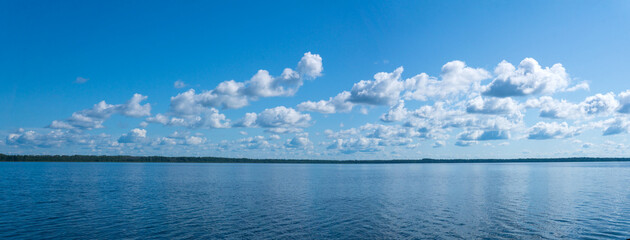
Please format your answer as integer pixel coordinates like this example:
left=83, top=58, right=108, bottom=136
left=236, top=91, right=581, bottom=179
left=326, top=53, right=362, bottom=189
left=2, top=1, right=630, bottom=159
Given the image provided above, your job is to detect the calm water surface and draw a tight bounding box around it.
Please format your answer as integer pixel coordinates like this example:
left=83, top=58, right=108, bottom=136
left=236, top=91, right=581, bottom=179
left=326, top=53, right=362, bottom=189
left=1, top=162, right=629, bottom=239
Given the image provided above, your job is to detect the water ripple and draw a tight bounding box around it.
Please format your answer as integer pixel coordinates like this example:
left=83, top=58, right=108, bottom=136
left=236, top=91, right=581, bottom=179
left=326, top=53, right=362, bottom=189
left=0, top=162, right=629, bottom=239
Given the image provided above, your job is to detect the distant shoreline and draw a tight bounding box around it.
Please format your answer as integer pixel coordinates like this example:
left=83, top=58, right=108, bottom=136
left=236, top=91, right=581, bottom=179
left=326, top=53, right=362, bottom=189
left=2, top=154, right=630, bottom=164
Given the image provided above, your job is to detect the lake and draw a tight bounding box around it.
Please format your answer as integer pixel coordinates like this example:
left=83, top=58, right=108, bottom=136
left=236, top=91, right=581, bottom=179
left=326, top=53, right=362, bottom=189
left=1, top=161, right=629, bottom=239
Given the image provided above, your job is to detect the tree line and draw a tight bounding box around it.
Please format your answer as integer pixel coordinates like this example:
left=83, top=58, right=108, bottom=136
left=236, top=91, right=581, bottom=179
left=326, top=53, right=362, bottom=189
left=1, top=154, right=629, bottom=164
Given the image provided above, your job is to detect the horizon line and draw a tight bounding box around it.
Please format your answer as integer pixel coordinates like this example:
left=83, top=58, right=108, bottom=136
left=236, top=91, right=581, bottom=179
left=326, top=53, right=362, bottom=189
left=2, top=154, right=630, bottom=164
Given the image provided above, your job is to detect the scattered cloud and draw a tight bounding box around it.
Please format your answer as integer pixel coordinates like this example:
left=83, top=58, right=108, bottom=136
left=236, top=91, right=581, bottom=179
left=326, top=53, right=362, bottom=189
left=49, top=94, right=151, bottom=130
left=527, top=122, right=580, bottom=140
left=297, top=91, right=354, bottom=114
left=234, top=106, right=311, bottom=133
left=75, top=77, right=89, bottom=84
left=482, top=58, right=571, bottom=97
left=118, top=128, right=147, bottom=143
left=174, top=80, right=186, bottom=88
left=9, top=55, right=630, bottom=158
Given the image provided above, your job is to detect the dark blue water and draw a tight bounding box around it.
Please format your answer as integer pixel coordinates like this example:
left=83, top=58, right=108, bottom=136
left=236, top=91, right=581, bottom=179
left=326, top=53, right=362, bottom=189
left=1, top=162, right=629, bottom=239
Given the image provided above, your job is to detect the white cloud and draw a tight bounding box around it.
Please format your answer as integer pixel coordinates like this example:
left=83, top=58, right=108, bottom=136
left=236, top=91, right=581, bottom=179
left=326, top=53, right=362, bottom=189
left=404, top=60, right=490, bottom=101
left=483, top=58, right=570, bottom=97
left=154, top=137, right=177, bottom=146
left=465, top=96, right=521, bottom=116
left=349, top=67, right=405, bottom=105
left=168, top=131, right=189, bottom=139
left=324, top=123, right=419, bottom=154
left=297, top=52, right=323, bottom=78
left=617, top=90, right=630, bottom=113
left=118, top=128, right=147, bottom=143
left=6, top=128, right=108, bottom=148
left=120, top=94, right=152, bottom=118
left=49, top=94, right=151, bottom=130
left=233, top=112, right=258, bottom=128
left=525, top=96, right=581, bottom=119
left=185, top=136, right=206, bottom=145
left=381, top=100, right=408, bottom=122
left=579, top=92, right=619, bottom=115
left=527, top=122, right=580, bottom=140
left=300, top=60, right=489, bottom=115
left=256, top=106, right=311, bottom=128
left=526, top=93, right=620, bottom=119
left=174, top=80, right=186, bottom=88
left=362, top=123, right=420, bottom=140
left=15, top=55, right=630, bottom=157
left=166, top=52, right=323, bottom=112
left=455, top=140, right=477, bottom=147
left=144, top=89, right=231, bottom=129
left=238, top=136, right=272, bottom=149
left=297, top=91, right=354, bottom=114
left=235, top=106, right=311, bottom=132
left=147, top=104, right=230, bottom=129
left=285, top=136, right=311, bottom=148
left=599, top=117, right=630, bottom=136
left=145, top=53, right=322, bottom=129
left=327, top=137, right=382, bottom=154
left=457, top=129, right=510, bottom=141
left=565, top=81, right=589, bottom=92
left=264, top=127, right=304, bottom=134
left=432, top=140, right=445, bottom=148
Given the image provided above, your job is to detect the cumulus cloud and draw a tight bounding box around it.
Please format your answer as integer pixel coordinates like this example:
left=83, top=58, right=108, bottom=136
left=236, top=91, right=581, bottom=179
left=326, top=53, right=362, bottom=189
left=144, top=89, right=231, bottom=129
left=597, top=118, right=630, bottom=136
left=118, top=128, right=147, bottom=143
left=49, top=94, right=151, bottom=130
left=167, top=52, right=322, bottom=112
left=525, top=97, right=581, bottom=119
left=466, top=96, right=521, bottom=116
left=327, top=137, right=382, bottom=154
left=349, top=67, right=405, bottom=105
left=234, top=106, right=311, bottom=132
left=381, top=100, right=408, bottom=122
left=457, top=129, right=510, bottom=141
left=238, top=136, right=272, bottom=149
left=297, top=91, right=354, bottom=114
left=526, top=93, right=620, bottom=119
left=300, top=60, right=490, bottom=114
left=14, top=55, right=630, bottom=157
left=154, top=137, right=177, bottom=146
left=580, top=92, right=619, bottom=115
left=432, top=140, right=445, bottom=148
left=285, top=136, right=311, bottom=148
left=6, top=128, right=109, bottom=148
left=255, top=106, right=311, bottom=128
left=527, top=122, right=580, bottom=140
left=455, top=140, right=477, bottom=147
left=404, top=61, right=490, bottom=101
left=324, top=123, right=420, bottom=154
left=297, top=52, right=323, bottom=78
left=483, top=58, right=570, bottom=97
left=617, top=90, right=630, bottom=113
left=145, top=53, right=322, bottom=129
left=185, top=136, right=206, bottom=145
left=120, top=94, right=152, bottom=117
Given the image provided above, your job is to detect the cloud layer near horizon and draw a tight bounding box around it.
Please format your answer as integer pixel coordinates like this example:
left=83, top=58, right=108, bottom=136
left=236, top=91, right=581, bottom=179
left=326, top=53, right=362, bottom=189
left=5, top=53, right=630, bottom=158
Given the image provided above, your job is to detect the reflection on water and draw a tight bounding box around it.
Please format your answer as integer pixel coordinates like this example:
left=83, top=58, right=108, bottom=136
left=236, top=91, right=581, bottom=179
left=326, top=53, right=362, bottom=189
left=1, top=162, right=629, bottom=239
